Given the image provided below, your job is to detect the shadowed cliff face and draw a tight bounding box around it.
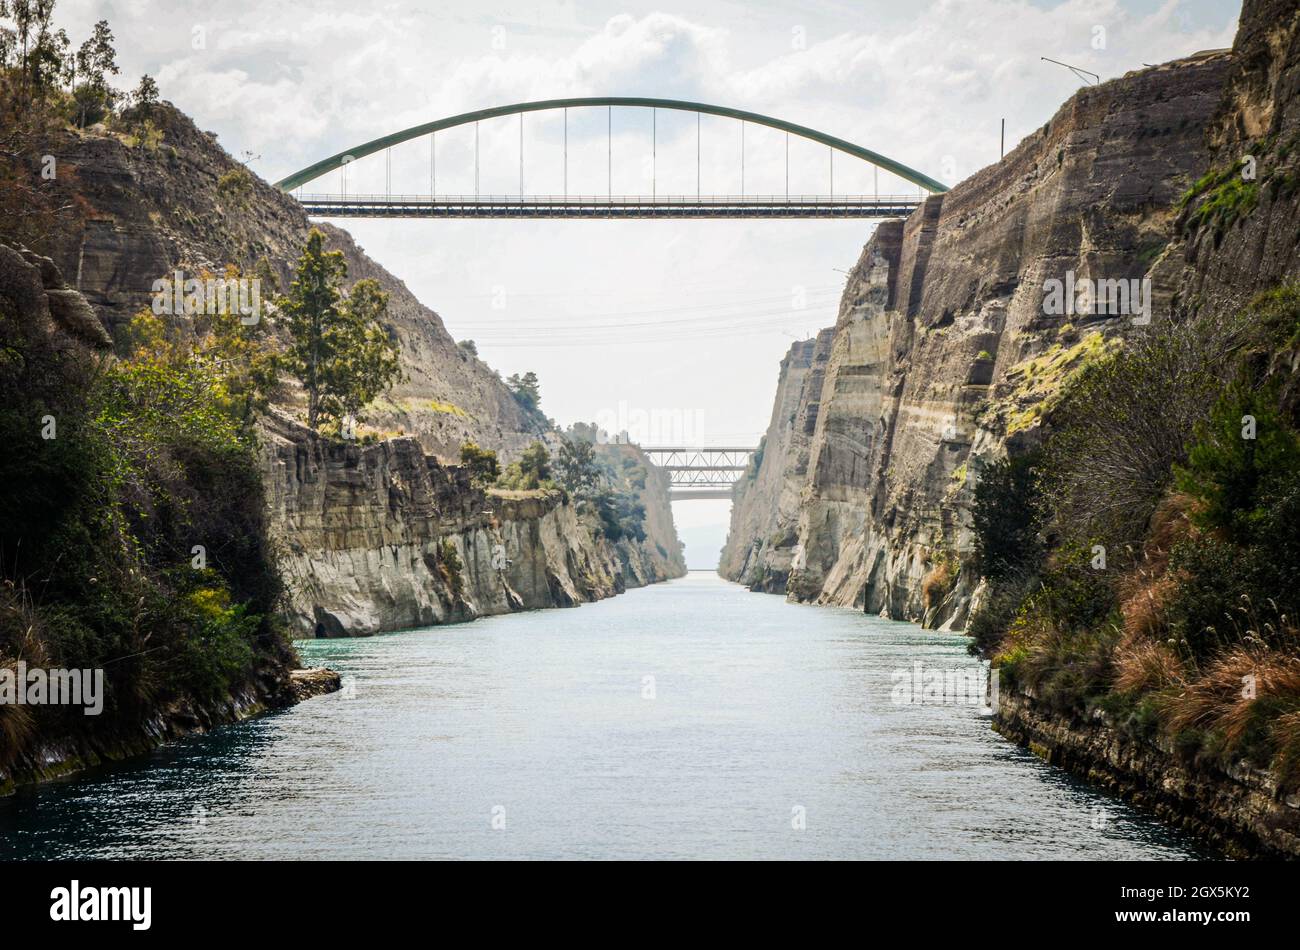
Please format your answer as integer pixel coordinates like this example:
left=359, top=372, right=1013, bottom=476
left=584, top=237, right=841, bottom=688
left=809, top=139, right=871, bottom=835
left=722, top=49, right=1233, bottom=627
left=262, top=413, right=685, bottom=636
left=719, top=328, right=833, bottom=592
left=33, top=104, right=541, bottom=462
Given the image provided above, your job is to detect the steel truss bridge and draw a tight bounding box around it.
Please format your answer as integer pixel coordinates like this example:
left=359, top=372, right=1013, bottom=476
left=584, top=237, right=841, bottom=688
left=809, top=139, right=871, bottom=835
left=276, top=97, right=947, bottom=219
left=641, top=447, right=755, bottom=500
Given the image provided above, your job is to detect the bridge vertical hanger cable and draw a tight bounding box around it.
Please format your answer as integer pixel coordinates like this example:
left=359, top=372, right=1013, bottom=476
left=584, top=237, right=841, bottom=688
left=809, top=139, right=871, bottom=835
left=697, top=112, right=701, bottom=199
left=519, top=113, right=523, bottom=197
left=740, top=120, right=744, bottom=196
left=276, top=98, right=953, bottom=200
left=385, top=147, right=391, bottom=198
left=608, top=106, right=611, bottom=198
left=829, top=146, right=833, bottom=197
left=430, top=132, right=435, bottom=197
left=474, top=121, right=480, bottom=198
left=652, top=107, right=656, bottom=199
left=563, top=108, right=567, bottom=198
left=785, top=131, right=789, bottom=198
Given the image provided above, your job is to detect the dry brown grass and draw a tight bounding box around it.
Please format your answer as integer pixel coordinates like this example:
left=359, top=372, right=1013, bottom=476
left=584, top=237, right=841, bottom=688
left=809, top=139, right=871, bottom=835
left=1163, top=644, right=1300, bottom=746
left=1115, top=493, right=1195, bottom=641
left=922, top=562, right=953, bottom=610
left=1108, top=493, right=1198, bottom=693
left=1272, top=709, right=1300, bottom=786
left=1113, top=635, right=1185, bottom=693
left=0, top=582, right=52, bottom=767
left=1143, top=493, right=1195, bottom=574
left=1119, top=571, right=1180, bottom=642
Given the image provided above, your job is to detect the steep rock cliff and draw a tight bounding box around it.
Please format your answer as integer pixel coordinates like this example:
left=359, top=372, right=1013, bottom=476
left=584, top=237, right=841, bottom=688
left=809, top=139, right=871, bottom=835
left=262, top=414, right=684, bottom=636
left=21, top=104, right=685, bottom=638
left=723, top=49, right=1232, bottom=627
left=1175, top=0, right=1300, bottom=316
left=719, top=328, right=833, bottom=591
left=31, top=104, right=542, bottom=461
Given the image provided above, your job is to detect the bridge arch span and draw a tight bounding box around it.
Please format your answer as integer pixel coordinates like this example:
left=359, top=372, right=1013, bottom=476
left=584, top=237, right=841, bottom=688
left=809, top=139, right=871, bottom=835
left=274, top=97, right=949, bottom=194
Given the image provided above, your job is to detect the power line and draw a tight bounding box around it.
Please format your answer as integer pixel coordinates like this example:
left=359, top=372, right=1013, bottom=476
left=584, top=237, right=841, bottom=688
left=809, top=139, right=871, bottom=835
left=437, top=282, right=843, bottom=301
left=459, top=308, right=839, bottom=343
left=445, top=287, right=842, bottom=320
left=452, top=299, right=842, bottom=332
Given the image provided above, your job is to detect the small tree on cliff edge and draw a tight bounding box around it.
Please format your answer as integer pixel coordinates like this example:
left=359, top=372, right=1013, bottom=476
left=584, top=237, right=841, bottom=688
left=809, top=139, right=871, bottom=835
left=280, top=229, right=403, bottom=433
left=460, top=441, right=500, bottom=489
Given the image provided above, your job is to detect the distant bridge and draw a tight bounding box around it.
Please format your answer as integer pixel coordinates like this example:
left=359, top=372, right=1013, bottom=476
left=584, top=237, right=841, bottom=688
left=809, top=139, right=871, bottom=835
left=641, top=447, right=755, bottom=500
left=276, top=97, right=946, bottom=219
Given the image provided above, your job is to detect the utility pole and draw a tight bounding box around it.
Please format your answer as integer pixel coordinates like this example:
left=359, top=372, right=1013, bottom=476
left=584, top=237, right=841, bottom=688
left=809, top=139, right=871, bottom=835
left=1040, top=56, right=1099, bottom=85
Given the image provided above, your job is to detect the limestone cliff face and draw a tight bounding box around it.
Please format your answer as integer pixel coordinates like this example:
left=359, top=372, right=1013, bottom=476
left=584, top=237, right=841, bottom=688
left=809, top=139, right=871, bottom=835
left=719, top=328, right=833, bottom=592
left=34, top=104, right=541, bottom=462
left=722, top=50, right=1231, bottom=627
left=262, top=414, right=684, bottom=636
left=604, top=442, right=689, bottom=584
left=1175, top=0, right=1300, bottom=317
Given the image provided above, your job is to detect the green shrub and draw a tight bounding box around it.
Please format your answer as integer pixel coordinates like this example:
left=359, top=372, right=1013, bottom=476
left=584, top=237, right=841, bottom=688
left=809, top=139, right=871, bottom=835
left=436, top=539, right=465, bottom=598
left=971, top=453, right=1042, bottom=583
left=967, top=572, right=1035, bottom=657
left=1175, top=382, right=1300, bottom=544
left=459, top=441, right=500, bottom=489
left=1, top=295, right=292, bottom=750
left=496, top=441, right=553, bottom=491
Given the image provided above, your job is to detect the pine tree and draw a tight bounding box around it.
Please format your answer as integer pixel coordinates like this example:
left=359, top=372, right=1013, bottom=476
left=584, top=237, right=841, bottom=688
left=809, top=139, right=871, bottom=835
left=279, top=230, right=401, bottom=432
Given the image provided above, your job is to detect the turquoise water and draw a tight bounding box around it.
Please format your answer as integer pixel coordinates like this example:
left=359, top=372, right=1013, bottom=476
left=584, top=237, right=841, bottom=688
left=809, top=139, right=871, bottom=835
left=0, top=574, right=1202, bottom=859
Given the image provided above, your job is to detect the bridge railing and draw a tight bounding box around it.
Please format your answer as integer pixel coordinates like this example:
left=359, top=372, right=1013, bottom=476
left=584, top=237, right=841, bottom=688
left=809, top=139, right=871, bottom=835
left=294, top=193, right=923, bottom=205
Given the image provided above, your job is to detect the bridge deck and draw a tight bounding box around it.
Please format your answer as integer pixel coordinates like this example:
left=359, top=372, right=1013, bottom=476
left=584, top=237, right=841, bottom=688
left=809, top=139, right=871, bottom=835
left=296, top=194, right=923, bottom=219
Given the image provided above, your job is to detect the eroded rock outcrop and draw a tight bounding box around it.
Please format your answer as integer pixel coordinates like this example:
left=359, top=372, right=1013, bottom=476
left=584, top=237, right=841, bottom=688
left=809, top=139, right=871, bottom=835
left=1174, top=0, right=1300, bottom=316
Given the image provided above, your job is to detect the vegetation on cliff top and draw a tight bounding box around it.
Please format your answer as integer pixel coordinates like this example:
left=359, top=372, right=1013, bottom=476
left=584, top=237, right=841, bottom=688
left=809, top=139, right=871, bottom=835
left=490, top=427, right=649, bottom=544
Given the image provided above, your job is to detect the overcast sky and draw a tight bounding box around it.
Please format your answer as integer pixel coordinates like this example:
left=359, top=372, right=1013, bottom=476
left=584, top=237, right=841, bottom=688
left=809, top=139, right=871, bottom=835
left=53, top=0, right=1239, bottom=564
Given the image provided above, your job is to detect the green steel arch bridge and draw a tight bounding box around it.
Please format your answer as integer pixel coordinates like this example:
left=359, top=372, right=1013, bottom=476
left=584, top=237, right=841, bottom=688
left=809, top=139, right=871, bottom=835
left=275, top=97, right=947, bottom=219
